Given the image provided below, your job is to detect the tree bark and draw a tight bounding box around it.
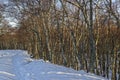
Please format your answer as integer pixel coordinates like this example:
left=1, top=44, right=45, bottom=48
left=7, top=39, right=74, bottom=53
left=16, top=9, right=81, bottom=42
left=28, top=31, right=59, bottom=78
left=89, top=0, right=96, bottom=73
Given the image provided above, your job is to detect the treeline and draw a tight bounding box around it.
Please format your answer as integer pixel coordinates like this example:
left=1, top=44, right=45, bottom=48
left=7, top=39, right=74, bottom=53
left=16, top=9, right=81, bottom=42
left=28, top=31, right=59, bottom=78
left=0, top=21, right=120, bottom=80
left=0, top=0, right=120, bottom=80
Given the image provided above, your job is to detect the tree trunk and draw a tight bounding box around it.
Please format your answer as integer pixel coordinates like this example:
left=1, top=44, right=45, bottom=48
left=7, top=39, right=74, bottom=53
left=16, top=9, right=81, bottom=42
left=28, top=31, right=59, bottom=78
left=89, top=0, right=96, bottom=73
left=112, top=47, right=117, bottom=80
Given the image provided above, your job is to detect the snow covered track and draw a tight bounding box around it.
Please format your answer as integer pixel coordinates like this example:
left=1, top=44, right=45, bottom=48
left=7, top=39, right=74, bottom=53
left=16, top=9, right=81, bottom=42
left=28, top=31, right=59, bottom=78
left=0, top=52, right=16, bottom=80
left=0, top=50, right=107, bottom=80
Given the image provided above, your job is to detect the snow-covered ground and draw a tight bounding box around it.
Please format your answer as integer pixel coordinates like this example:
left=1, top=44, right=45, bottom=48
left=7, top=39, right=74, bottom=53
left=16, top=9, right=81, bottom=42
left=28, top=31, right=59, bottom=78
left=0, top=50, right=108, bottom=80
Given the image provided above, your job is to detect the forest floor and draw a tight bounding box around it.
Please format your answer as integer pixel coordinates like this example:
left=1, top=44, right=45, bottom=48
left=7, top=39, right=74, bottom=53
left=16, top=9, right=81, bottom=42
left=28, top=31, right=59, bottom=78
left=0, top=50, right=107, bottom=80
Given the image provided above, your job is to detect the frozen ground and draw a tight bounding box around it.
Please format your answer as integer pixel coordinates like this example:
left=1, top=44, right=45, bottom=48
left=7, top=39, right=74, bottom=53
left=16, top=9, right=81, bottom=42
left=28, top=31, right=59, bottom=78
left=0, top=50, right=107, bottom=80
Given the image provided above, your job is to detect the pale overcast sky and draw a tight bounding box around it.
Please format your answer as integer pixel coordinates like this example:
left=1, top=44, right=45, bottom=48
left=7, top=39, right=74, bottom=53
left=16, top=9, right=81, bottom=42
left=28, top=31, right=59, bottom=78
left=0, top=0, right=4, bottom=3
left=0, top=0, right=8, bottom=4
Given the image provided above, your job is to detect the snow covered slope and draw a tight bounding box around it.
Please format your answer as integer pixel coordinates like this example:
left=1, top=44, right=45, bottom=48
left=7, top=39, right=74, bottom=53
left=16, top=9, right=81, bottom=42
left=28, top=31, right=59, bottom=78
left=0, top=50, right=18, bottom=80
left=0, top=50, right=107, bottom=80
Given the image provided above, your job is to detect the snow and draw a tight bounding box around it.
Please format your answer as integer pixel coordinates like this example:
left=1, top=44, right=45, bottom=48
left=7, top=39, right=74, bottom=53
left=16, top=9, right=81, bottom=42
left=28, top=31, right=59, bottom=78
left=0, top=50, right=108, bottom=80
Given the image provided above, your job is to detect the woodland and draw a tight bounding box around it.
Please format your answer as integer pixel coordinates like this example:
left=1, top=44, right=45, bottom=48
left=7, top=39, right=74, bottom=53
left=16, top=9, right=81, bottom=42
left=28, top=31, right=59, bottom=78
left=0, top=0, right=120, bottom=80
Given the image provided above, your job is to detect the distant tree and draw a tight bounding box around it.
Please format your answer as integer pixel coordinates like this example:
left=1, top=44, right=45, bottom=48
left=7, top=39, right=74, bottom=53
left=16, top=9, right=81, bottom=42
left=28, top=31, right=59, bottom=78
left=0, top=4, right=4, bottom=25
left=104, top=0, right=120, bottom=80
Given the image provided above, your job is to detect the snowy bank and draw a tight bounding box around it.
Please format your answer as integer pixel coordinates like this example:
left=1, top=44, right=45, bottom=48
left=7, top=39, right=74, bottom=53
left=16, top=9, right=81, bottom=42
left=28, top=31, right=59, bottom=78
left=0, top=50, right=107, bottom=80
